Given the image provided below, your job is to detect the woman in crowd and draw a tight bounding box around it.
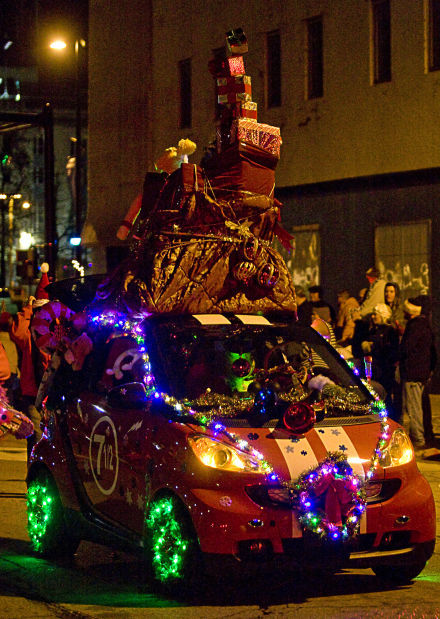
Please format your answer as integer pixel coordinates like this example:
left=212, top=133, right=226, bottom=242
left=384, top=282, right=406, bottom=336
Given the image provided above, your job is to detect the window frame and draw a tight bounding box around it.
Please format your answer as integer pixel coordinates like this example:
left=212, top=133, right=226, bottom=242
left=305, top=16, right=324, bottom=100
left=371, top=0, right=392, bottom=84
left=178, top=57, right=192, bottom=129
left=427, top=0, right=440, bottom=71
left=374, top=219, right=431, bottom=300
left=266, top=29, right=282, bottom=108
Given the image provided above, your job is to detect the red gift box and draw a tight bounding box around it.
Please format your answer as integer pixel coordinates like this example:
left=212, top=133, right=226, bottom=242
left=227, top=55, right=245, bottom=76
left=218, top=92, right=252, bottom=104
left=217, top=75, right=251, bottom=89
left=230, top=119, right=282, bottom=158
left=216, top=75, right=252, bottom=104
left=204, top=141, right=278, bottom=198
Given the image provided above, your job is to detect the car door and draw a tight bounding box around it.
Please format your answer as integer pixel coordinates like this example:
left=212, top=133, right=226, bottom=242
left=66, top=333, right=153, bottom=534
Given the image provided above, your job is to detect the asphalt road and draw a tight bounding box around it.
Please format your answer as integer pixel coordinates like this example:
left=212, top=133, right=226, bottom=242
left=1, top=402, right=440, bottom=618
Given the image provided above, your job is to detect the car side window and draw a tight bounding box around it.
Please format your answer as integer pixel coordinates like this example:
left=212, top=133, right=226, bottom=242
left=96, top=336, right=144, bottom=392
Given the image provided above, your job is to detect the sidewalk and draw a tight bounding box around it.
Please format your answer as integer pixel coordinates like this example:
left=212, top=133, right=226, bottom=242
left=422, top=394, right=440, bottom=459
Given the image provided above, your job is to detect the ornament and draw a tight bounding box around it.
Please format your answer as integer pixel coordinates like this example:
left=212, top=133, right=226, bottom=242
left=283, top=402, right=316, bottom=434
left=233, top=261, right=257, bottom=282
left=243, top=237, right=263, bottom=261
left=231, top=357, right=252, bottom=377
left=257, top=263, right=279, bottom=288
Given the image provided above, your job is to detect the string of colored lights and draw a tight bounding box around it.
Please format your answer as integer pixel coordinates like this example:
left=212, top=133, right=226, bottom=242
left=88, top=309, right=390, bottom=543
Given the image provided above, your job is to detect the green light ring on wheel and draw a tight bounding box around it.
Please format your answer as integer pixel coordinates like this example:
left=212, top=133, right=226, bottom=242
left=26, top=480, right=55, bottom=551
left=146, top=497, right=189, bottom=582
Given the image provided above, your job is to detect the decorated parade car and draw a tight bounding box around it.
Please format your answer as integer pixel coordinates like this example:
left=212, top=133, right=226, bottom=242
left=26, top=307, right=435, bottom=587
left=25, top=28, right=435, bottom=589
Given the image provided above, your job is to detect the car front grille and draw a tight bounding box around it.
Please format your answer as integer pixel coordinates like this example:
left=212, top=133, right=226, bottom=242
left=246, top=478, right=402, bottom=509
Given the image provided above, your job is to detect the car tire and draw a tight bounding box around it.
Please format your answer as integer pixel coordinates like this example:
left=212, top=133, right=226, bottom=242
left=372, top=561, right=427, bottom=584
left=145, top=494, right=203, bottom=592
left=27, top=469, right=80, bottom=558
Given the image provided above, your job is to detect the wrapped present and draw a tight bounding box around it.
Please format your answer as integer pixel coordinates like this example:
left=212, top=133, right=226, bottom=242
left=217, top=75, right=251, bottom=89
left=239, top=101, right=257, bottom=120
left=217, top=101, right=257, bottom=123
left=226, top=28, right=248, bottom=55
left=217, top=76, right=252, bottom=104
left=230, top=119, right=282, bottom=158
left=218, top=92, right=252, bottom=104
left=204, top=141, right=278, bottom=196
left=227, top=55, right=245, bottom=76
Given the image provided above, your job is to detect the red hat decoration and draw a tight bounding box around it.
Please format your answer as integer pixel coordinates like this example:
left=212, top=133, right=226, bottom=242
left=35, top=263, right=50, bottom=301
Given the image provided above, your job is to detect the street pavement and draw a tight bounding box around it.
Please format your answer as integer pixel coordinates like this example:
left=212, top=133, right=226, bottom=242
left=0, top=401, right=440, bottom=617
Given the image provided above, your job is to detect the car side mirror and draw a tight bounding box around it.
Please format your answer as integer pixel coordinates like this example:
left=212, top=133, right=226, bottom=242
left=107, top=382, right=149, bottom=409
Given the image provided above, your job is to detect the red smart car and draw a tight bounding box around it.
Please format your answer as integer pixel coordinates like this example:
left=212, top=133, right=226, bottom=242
left=26, top=308, right=435, bottom=588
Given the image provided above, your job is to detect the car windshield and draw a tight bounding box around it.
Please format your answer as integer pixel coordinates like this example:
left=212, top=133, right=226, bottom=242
left=144, top=314, right=373, bottom=421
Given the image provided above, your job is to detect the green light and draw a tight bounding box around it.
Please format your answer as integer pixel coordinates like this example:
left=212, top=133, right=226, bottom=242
left=146, top=497, right=190, bottom=583
left=26, top=479, right=56, bottom=551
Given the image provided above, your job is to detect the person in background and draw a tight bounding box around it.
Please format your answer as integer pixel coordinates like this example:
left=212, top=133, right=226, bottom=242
left=0, top=307, right=20, bottom=407
left=0, top=330, right=33, bottom=441
left=399, top=296, right=437, bottom=456
left=0, top=391, right=34, bottom=441
left=360, top=304, right=400, bottom=420
left=308, top=285, right=336, bottom=327
left=358, top=267, right=386, bottom=318
left=417, top=295, right=436, bottom=446
left=10, top=264, right=51, bottom=459
left=295, top=286, right=314, bottom=326
left=0, top=337, right=11, bottom=390
left=384, top=282, right=406, bottom=336
left=335, top=289, right=359, bottom=346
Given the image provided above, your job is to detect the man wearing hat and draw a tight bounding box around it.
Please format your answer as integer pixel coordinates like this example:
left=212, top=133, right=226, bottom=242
left=399, top=295, right=437, bottom=455
left=358, top=266, right=386, bottom=318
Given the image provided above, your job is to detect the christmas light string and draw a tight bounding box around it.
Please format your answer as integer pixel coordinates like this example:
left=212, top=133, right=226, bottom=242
left=88, top=309, right=390, bottom=541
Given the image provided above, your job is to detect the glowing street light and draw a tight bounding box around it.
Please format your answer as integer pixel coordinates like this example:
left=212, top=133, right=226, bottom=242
left=49, top=40, right=67, bottom=51
left=49, top=37, right=86, bottom=261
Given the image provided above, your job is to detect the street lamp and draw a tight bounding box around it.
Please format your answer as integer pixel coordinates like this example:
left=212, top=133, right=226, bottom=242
left=49, top=38, right=86, bottom=262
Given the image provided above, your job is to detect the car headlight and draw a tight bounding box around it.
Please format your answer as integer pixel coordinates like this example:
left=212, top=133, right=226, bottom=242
left=379, top=428, right=414, bottom=467
left=188, top=435, right=266, bottom=474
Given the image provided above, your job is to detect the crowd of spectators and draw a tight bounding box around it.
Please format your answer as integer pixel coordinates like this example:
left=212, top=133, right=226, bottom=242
left=295, top=266, right=438, bottom=457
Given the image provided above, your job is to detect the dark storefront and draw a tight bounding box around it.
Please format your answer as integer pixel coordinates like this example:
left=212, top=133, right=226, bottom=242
left=276, top=167, right=440, bottom=390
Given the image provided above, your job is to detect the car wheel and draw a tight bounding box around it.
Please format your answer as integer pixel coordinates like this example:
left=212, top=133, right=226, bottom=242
left=372, top=561, right=427, bottom=584
left=27, top=469, right=80, bottom=558
left=145, top=495, right=202, bottom=591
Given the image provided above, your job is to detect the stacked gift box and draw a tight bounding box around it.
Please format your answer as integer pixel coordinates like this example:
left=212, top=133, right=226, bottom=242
left=212, top=28, right=281, bottom=159
left=230, top=119, right=282, bottom=158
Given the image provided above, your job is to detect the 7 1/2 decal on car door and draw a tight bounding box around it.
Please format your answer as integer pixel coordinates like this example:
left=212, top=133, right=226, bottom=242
left=89, top=416, right=119, bottom=495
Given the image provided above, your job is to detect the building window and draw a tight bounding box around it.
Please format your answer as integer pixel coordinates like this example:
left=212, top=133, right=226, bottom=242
left=275, top=224, right=321, bottom=288
left=375, top=221, right=431, bottom=299
left=306, top=16, right=323, bottom=99
left=372, top=0, right=391, bottom=83
left=179, top=58, right=192, bottom=129
left=267, top=30, right=281, bottom=108
left=428, top=0, right=440, bottom=71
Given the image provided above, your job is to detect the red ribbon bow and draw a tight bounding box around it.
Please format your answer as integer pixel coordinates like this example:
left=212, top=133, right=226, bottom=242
left=313, top=472, right=353, bottom=526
